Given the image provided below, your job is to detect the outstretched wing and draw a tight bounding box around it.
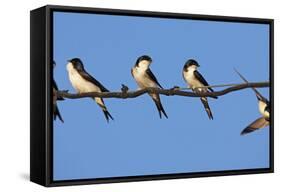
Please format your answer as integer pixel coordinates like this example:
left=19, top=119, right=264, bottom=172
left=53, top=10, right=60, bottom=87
left=146, top=68, right=163, bottom=89
left=240, top=117, right=269, bottom=135
left=194, top=70, right=214, bottom=92
left=77, top=69, right=109, bottom=92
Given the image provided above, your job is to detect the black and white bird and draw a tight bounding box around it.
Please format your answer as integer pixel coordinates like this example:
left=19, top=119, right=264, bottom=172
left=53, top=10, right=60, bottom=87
left=53, top=61, right=64, bottom=123
left=66, top=58, right=113, bottom=122
left=182, top=59, right=218, bottom=120
left=235, top=69, right=270, bottom=135
left=131, top=55, right=168, bottom=119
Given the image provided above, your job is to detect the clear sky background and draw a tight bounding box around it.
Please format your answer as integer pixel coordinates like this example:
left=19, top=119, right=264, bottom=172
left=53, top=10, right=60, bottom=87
left=53, top=11, right=270, bottom=181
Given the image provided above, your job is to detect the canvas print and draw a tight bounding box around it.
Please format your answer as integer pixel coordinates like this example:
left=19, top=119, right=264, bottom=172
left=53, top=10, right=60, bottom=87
left=52, top=11, right=270, bottom=181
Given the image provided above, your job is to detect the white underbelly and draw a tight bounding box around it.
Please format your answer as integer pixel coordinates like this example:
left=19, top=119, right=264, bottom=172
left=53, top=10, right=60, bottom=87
left=259, top=100, right=269, bottom=119
left=68, top=70, right=100, bottom=93
left=132, top=69, right=157, bottom=88
left=184, top=72, right=205, bottom=91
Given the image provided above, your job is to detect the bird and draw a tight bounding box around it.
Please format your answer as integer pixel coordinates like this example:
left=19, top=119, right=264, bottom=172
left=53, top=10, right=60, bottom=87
left=131, top=55, right=168, bottom=119
left=53, top=61, right=64, bottom=123
left=182, top=59, right=218, bottom=120
left=235, top=69, right=270, bottom=135
left=66, top=58, right=113, bottom=122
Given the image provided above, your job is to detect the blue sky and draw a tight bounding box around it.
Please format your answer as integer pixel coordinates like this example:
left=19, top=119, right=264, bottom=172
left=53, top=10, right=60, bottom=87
left=53, top=11, right=270, bottom=181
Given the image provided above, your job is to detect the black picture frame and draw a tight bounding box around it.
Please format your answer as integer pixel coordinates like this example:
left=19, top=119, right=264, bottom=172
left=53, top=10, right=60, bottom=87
left=30, top=5, right=274, bottom=187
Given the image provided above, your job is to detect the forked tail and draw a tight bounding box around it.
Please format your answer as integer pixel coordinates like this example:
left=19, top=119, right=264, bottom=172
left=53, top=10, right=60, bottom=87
left=200, top=97, right=214, bottom=120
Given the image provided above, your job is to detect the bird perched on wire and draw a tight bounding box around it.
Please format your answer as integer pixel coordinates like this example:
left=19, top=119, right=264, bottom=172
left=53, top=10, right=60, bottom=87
left=235, top=69, right=270, bottom=135
left=66, top=58, right=114, bottom=122
left=182, top=59, right=218, bottom=120
left=131, top=55, right=168, bottom=119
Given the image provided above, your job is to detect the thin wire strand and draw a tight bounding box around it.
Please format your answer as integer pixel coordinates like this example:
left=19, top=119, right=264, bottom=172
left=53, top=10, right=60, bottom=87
left=57, top=81, right=269, bottom=99
left=115, top=81, right=269, bottom=92
left=178, top=81, right=269, bottom=90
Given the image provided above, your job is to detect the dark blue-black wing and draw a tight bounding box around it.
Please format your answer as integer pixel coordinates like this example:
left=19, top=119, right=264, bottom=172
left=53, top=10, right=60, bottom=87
left=53, top=79, right=64, bottom=100
left=146, top=68, right=163, bottom=89
left=265, top=102, right=270, bottom=113
left=194, top=70, right=214, bottom=92
left=53, top=79, right=58, bottom=90
left=77, top=69, right=109, bottom=92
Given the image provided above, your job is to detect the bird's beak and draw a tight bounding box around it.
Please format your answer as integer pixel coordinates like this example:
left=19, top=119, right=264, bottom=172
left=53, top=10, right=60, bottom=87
left=67, top=60, right=71, bottom=63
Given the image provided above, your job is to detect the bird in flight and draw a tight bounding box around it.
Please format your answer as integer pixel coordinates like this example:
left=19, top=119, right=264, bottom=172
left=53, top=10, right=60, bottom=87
left=235, top=69, right=270, bottom=135
left=131, top=55, right=168, bottom=119
left=66, top=58, right=114, bottom=122
left=182, top=59, right=218, bottom=120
